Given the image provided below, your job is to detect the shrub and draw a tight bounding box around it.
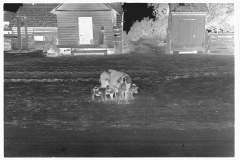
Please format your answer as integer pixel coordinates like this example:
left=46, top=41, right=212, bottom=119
left=127, top=17, right=168, bottom=43
left=122, top=31, right=136, bottom=53
left=206, top=3, right=234, bottom=33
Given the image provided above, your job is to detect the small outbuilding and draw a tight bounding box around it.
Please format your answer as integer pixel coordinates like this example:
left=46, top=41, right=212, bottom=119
left=167, top=3, right=209, bottom=54
left=4, top=11, right=16, bottom=51
left=4, top=11, right=16, bottom=34
left=50, top=3, right=123, bottom=55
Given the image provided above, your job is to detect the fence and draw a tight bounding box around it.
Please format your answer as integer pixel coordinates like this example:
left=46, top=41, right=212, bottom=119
left=4, top=37, right=11, bottom=51
left=208, top=33, right=234, bottom=55
left=12, top=27, right=57, bottom=35
left=10, top=27, right=57, bottom=50
left=11, top=36, right=35, bottom=50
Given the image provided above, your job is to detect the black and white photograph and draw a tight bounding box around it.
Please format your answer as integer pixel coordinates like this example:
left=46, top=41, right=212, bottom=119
left=2, top=0, right=237, bottom=157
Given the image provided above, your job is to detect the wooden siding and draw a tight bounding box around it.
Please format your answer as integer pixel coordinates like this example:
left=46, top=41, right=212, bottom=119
left=112, top=10, right=117, bottom=25
left=23, top=3, right=59, bottom=8
left=170, top=14, right=205, bottom=51
left=12, top=27, right=57, bottom=35
left=56, top=3, right=111, bottom=11
left=56, top=11, right=114, bottom=47
left=169, top=3, right=208, bottom=12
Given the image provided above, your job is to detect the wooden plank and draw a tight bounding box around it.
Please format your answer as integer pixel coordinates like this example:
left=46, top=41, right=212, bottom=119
left=211, top=37, right=234, bottom=46
left=211, top=47, right=233, bottom=50
left=210, top=47, right=233, bottom=50
left=57, top=44, right=103, bottom=48
left=214, top=38, right=234, bottom=41
left=210, top=52, right=234, bottom=55
left=57, top=3, right=111, bottom=11
left=212, top=36, right=234, bottom=39
left=209, top=33, right=234, bottom=36
left=32, top=27, right=57, bottom=31
left=12, top=27, right=57, bottom=32
left=72, top=50, right=107, bottom=54
left=57, top=30, right=77, bottom=33
left=58, top=38, right=78, bottom=41
left=33, top=32, right=57, bottom=35
left=211, top=44, right=231, bottom=47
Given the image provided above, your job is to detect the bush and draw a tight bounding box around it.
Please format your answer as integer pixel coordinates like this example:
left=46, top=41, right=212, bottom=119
left=127, top=17, right=168, bottom=42
left=122, top=31, right=136, bottom=53
left=206, top=3, right=234, bottom=33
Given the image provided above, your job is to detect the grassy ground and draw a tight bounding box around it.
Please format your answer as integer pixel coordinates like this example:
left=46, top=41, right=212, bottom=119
left=4, top=51, right=234, bottom=157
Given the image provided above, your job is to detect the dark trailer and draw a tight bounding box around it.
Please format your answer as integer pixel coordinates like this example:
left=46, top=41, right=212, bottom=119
left=167, top=3, right=209, bottom=54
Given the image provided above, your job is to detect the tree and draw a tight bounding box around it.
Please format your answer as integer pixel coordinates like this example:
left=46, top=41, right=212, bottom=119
left=206, top=3, right=234, bottom=33
left=147, top=3, right=169, bottom=20
left=127, top=3, right=169, bottom=42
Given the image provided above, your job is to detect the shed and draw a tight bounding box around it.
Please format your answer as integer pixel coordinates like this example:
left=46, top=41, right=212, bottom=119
left=50, top=3, right=123, bottom=55
left=167, top=3, right=209, bottom=54
left=4, top=11, right=16, bottom=51
left=4, top=11, right=16, bottom=34
left=10, top=3, right=59, bottom=50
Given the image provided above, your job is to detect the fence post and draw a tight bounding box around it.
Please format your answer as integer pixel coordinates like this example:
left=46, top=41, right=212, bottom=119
left=208, top=33, right=212, bottom=54
left=24, top=17, right=28, bottom=49
left=113, top=26, right=122, bottom=54
left=204, top=31, right=208, bottom=54
left=17, top=17, right=22, bottom=50
left=166, top=29, right=171, bottom=54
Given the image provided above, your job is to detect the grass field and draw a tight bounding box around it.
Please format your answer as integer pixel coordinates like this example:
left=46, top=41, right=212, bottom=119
left=4, top=51, right=234, bottom=157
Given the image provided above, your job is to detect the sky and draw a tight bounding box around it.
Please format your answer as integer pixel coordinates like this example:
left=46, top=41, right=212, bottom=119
left=3, top=3, right=22, bottom=12
left=3, top=3, right=155, bottom=32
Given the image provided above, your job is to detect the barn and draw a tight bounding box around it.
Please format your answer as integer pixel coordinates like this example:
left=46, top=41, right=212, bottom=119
left=167, top=3, right=209, bottom=54
left=50, top=3, right=123, bottom=55
left=10, top=3, right=59, bottom=50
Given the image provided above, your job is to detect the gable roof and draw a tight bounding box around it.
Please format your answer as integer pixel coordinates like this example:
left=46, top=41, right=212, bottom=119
left=10, top=3, right=59, bottom=27
left=105, top=3, right=123, bottom=14
left=51, top=3, right=122, bottom=14
left=169, top=3, right=208, bottom=12
left=4, top=11, right=16, bottom=22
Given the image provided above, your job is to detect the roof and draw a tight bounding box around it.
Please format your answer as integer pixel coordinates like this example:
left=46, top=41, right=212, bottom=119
left=4, top=11, right=16, bottom=22
left=105, top=3, right=123, bottom=14
left=10, top=3, right=59, bottom=27
left=169, top=3, right=208, bottom=12
left=51, top=3, right=123, bottom=14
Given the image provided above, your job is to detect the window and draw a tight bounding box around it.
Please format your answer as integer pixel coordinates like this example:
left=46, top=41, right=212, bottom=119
left=34, top=36, right=45, bottom=41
